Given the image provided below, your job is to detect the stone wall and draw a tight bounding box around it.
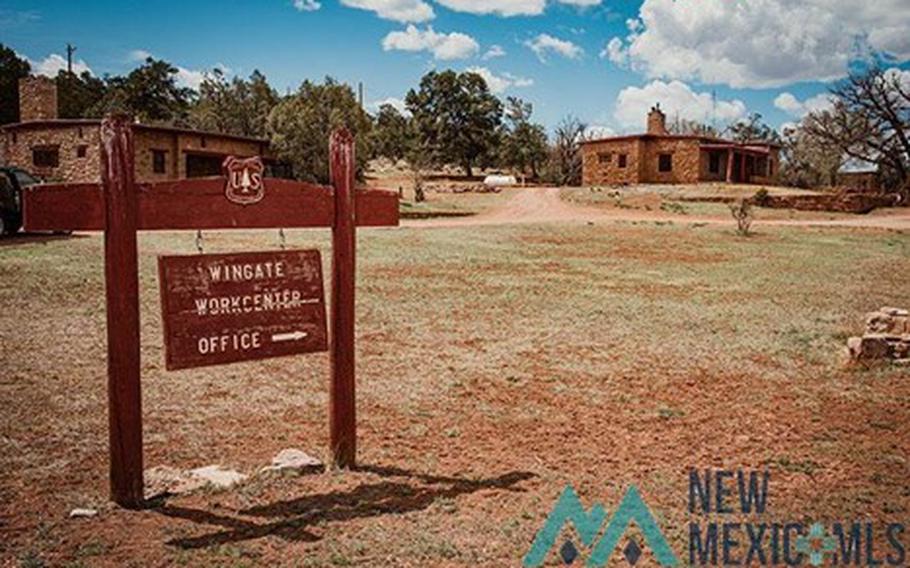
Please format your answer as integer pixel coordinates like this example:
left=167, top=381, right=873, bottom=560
left=2, top=124, right=100, bottom=183
left=18, top=77, right=58, bottom=121
left=639, top=138, right=701, bottom=184
left=847, top=307, right=910, bottom=364
left=581, top=139, right=640, bottom=186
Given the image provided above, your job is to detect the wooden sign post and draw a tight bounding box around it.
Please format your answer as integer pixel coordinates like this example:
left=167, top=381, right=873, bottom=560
left=23, top=115, right=398, bottom=508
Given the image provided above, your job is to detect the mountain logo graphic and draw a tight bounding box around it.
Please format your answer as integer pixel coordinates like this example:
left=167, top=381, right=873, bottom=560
left=523, top=485, right=679, bottom=567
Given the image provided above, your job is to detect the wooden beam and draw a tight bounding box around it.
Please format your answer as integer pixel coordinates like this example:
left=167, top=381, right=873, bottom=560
left=22, top=179, right=399, bottom=232
left=101, top=116, right=144, bottom=509
left=329, top=129, right=357, bottom=469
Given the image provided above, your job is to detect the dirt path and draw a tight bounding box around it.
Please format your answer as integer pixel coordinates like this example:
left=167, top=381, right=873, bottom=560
left=404, top=186, right=910, bottom=230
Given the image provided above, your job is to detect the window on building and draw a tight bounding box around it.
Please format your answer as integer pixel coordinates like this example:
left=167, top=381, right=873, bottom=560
left=32, top=146, right=59, bottom=168
left=186, top=153, right=224, bottom=177
left=76, top=145, right=88, bottom=158
left=618, top=154, right=627, bottom=168
left=709, top=152, right=721, bottom=174
left=598, top=152, right=612, bottom=164
left=658, top=153, right=673, bottom=172
left=152, top=150, right=167, bottom=174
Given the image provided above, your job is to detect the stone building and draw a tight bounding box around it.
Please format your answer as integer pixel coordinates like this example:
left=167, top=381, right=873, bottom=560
left=1, top=77, right=271, bottom=183
left=581, top=105, right=780, bottom=186
left=836, top=160, right=880, bottom=193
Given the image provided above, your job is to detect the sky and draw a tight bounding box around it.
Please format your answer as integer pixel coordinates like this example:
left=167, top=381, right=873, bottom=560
left=2, top=0, right=910, bottom=135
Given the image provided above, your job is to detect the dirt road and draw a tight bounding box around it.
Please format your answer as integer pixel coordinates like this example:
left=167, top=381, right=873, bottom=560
left=405, top=186, right=910, bottom=230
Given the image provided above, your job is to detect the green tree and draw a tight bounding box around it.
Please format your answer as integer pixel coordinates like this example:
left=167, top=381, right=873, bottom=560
left=371, top=103, right=409, bottom=161
left=500, top=97, right=548, bottom=179
left=56, top=70, right=107, bottom=118
left=0, top=44, right=31, bottom=124
left=89, top=57, right=194, bottom=124
left=267, top=77, right=372, bottom=184
left=405, top=70, right=503, bottom=177
left=190, top=69, right=279, bottom=138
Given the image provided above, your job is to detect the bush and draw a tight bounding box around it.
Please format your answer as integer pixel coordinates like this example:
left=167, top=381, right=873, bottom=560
left=753, top=188, right=770, bottom=206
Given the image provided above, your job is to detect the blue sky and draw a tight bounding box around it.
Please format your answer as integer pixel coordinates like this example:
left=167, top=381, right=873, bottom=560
left=3, top=0, right=909, bottom=134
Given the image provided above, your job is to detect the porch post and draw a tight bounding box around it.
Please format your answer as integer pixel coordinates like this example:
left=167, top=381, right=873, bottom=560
left=726, top=150, right=734, bottom=183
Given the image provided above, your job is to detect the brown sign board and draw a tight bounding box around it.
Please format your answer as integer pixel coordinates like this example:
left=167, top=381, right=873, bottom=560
left=158, top=249, right=328, bottom=370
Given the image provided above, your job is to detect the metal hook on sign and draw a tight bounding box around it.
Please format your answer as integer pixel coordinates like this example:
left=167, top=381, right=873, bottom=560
left=195, top=230, right=204, bottom=253
left=278, top=228, right=286, bottom=250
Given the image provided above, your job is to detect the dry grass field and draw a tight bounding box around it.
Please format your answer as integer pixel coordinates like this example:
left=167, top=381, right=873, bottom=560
left=1, top=200, right=909, bottom=566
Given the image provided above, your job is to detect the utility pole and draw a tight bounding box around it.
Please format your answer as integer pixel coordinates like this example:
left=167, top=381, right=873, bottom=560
left=66, top=44, right=77, bottom=74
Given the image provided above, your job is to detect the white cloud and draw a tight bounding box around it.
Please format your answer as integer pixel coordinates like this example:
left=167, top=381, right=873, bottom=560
left=31, top=53, right=92, bottom=77
left=584, top=124, right=615, bottom=139
left=482, top=45, right=506, bottom=60
left=465, top=66, right=533, bottom=94
left=369, top=96, right=409, bottom=114
left=614, top=79, right=747, bottom=131
left=382, top=25, right=479, bottom=60
left=341, top=0, right=433, bottom=22
left=435, top=0, right=545, bottom=17
left=557, top=0, right=601, bottom=6
left=614, top=0, right=910, bottom=89
left=293, top=0, right=321, bottom=11
left=600, top=37, right=626, bottom=66
left=128, top=49, right=152, bottom=62
left=773, top=92, right=834, bottom=117
left=524, top=33, right=583, bottom=62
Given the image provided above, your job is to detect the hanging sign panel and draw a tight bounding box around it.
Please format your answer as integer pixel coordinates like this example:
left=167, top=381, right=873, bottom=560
left=158, top=249, right=328, bottom=370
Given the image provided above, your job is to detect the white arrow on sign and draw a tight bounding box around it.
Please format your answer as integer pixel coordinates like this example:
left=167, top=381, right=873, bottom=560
left=271, top=331, right=309, bottom=343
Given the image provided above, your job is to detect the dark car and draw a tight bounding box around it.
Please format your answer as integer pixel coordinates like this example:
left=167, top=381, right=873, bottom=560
left=0, top=167, right=41, bottom=236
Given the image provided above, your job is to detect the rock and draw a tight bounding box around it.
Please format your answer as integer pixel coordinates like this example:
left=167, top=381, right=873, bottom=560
left=261, top=449, right=323, bottom=474
left=882, top=307, right=909, bottom=317
left=68, top=508, right=97, bottom=518
left=847, top=336, right=863, bottom=359
left=145, top=465, right=207, bottom=499
left=855, top=335, right=894, bottom=360
left=189, top=465, right=247, bottom=489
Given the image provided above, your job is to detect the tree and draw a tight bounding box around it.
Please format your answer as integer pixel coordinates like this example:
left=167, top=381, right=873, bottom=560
left=56, top=70, right=107, bottom=119
left=727, top=113, right=780, bottom=144
left=89, top=57, right=194, bottom=124
left=267, top=77, right=372, bottom=184
left=500, top=97, right=549, bottom=180
left=667, top=117, right=719, bottom=137
left=405, top=70, right=503, bottom=177
left=544, top=116, right=587, bottom=186
left=802, top=67, right=910, bottom=191
left=0, top=44, right=31, bottom=124
left=371, top=103, right=409, bottom=162
left=779, top=122, right=842, bottom=188
left=190, top=69, right=279, bottom=138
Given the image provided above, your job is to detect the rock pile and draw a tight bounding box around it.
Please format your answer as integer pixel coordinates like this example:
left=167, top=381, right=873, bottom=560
left=847, top=307, right=910, bottom=364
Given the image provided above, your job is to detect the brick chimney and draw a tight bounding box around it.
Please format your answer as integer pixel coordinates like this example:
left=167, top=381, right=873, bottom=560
left=647, top=103, right=667, bottom=135
left=19, top=76, right=58, bottom=121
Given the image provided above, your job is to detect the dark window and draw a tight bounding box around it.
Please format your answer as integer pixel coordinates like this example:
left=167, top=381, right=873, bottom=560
left=32, top=146, right=59, bottom=168
left=598, top=152, right=612, bottom=164
left=76, top=145, right=88, bottom=158
left=768, top=159, right=774, bottom=176
left=77, top=127, right=84, bottom=139
left=152, top=149, right=167, bottom=174
left=709, top=152, right=721, bottom=174
left=658, top=153, right=672, bottom=172
left=618, top=154, right=627, bottom=168
left=186, top=153, right=224, bottom=177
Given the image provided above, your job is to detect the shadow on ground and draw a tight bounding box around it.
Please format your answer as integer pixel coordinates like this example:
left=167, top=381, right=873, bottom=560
left=157, top=464, right=534, bottom=550
left=0, top=232, right=86, bottom=247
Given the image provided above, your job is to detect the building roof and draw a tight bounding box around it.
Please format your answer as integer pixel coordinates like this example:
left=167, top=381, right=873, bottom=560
left=581, top=132, right=781, bottom=149
left=1, top=118, right=270, bottom=145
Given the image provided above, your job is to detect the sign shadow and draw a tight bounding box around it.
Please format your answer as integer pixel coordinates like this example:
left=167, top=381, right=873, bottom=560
left=157, top=465, right=534, bottom=550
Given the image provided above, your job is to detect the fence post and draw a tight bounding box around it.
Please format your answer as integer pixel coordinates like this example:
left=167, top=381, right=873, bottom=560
left=329, top=129, right=357, bottom=468
left=101, top=115, right=144, bottom=507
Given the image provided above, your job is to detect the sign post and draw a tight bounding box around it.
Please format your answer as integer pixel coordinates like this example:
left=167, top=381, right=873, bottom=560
left=329, top=129, right=357, bottom=468
left=23, top=117, right=399, bottom=507
left=101, top=115, right=144, bottom=509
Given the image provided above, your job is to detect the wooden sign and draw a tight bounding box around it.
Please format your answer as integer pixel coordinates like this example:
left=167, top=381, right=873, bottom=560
left=158, top=250, right=327, bottom=370
left=20, top=117, right=396, bottom=508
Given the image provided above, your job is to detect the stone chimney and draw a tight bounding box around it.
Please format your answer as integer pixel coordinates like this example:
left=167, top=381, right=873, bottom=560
left=647, top=103, right=667, bottom=135
left=19, top=76, right=58, bottom=122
